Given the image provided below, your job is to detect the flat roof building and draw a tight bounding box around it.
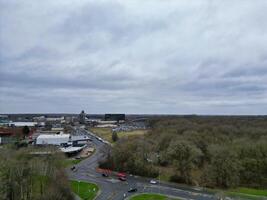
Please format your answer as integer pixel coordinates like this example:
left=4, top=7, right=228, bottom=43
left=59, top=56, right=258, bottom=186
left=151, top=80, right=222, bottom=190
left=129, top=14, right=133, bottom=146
left=8, top=122, right=37, bottom=127
left=36, top=134, right=71, bottom=145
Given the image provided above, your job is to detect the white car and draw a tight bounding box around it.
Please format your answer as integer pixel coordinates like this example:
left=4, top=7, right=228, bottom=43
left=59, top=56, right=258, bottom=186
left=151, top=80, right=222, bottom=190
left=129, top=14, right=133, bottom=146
left=150, top=180, right=157, bottom=184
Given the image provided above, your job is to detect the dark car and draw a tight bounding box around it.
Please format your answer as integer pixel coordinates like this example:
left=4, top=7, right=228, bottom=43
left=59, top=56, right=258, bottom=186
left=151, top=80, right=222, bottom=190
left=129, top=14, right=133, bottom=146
left=102, top=173, right=108, bottom=177
left=70, top=166, right=76, bottom=171
left=128, top=188, right=137, bottom=193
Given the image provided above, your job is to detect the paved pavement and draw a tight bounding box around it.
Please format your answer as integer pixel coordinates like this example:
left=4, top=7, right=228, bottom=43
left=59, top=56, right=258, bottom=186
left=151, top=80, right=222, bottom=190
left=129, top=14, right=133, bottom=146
left=67, top=127, right=218, bottom=200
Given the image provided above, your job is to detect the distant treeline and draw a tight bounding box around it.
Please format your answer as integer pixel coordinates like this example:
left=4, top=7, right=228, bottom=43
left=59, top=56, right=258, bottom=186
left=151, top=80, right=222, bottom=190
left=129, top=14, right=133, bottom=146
left=100, top=116, right=267, bottom=189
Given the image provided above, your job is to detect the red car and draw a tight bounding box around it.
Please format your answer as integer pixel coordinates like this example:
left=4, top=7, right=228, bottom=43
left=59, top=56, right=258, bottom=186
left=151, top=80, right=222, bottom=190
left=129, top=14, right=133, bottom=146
left=117, top=172, right=126, bottom=181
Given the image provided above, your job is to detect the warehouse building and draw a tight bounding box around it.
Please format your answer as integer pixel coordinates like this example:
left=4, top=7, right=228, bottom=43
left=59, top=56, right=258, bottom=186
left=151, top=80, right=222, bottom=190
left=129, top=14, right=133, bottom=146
left=36, top=134, right=71, bottom=145
left=36, top=133, right=91, bottom=146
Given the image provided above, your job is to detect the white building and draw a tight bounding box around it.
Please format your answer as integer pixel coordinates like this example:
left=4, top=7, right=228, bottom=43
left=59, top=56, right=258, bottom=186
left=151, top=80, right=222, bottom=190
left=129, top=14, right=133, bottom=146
left=59, top=145, right=86, bottom=153
left=46, top=117, right=65, bottom=123
left=51, top=127, right=64, bottom=131
left=8, top=122, right=37, bottom=127
left=36, top=134, right=71, bottom=145
left=96, top=124, right=117, bottom=128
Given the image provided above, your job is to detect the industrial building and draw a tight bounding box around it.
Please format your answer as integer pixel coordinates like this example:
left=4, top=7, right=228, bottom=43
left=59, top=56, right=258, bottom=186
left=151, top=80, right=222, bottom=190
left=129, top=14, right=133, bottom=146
left=104, top=114, right=125, bottom=122
left=35, top=132, right=91, bottom=154
left=36, top=134, right=71, bottom=145
left=36, top=133, right=91, bottom=146
left=8, top=122, right=37, bottom=127
left=0, top=115, right=9, bottom=125
left=0, top=131, right=13, bottom=144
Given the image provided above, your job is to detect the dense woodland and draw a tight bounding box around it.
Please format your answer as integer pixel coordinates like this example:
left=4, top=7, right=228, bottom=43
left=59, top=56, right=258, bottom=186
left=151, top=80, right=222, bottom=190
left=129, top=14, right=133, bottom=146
left=0, top=146, right=73, bottom=200
left=100, top=116, right=267, bottom=189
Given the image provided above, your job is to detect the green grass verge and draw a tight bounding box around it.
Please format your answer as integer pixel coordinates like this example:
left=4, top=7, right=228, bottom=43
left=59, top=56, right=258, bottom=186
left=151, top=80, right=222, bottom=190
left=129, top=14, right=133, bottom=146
left=226, top=192, right=262, bottom=200
left=63, top=159, right=82, bottom=167
left=70, top=180, right=99, bottom=200
left=130, top=193, right=179, bottom=200
left=207, top=187, right=267, bottom=200
left=225, top=187, right=267, bottom=200
left=232, top=188, right=267, bottom=197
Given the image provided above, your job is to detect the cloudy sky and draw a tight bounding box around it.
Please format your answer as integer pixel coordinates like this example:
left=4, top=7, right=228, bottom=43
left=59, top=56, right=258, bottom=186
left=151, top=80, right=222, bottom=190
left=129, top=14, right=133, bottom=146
left=1, top=0, right=267, bottom=114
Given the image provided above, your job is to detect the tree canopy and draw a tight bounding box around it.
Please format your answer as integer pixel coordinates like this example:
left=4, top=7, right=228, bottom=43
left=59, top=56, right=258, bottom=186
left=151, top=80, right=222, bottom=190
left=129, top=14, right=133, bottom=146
left=100, top=116, right=267, bottom=189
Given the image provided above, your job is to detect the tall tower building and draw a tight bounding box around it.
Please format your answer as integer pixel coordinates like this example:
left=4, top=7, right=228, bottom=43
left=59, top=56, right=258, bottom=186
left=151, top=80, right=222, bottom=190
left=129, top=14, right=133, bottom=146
left=79, top=110, right=86, bottom=124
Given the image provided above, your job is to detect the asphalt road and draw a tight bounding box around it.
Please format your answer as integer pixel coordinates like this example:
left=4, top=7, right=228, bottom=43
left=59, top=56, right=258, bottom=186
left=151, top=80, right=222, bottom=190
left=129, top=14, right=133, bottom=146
left=67, top=127, right=218, bottom=200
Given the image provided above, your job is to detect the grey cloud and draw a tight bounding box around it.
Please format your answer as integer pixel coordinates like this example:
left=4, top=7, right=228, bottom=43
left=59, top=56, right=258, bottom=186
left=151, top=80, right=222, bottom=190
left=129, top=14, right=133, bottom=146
left=0, top=68, right=141, bottom=91
left=223, top=66, right=267, bottom=78
left=57, top=1, right=167, bottom=49
left=1, top=0, right=267, bottom=114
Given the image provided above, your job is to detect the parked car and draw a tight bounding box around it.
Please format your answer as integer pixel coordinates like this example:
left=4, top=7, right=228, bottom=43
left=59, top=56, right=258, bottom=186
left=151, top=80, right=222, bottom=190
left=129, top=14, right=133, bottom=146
left=117, top=172, right=126, bottom=181
left=128, top=188, right=137, bottom=193
left=70, top=166, right=76, bottom=171
left=102, top=173, right=109, bottom=177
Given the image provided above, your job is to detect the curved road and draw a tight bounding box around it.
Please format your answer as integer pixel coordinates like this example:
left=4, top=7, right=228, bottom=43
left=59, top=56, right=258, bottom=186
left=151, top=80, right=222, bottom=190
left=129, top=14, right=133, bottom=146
left=67, top=128, right=217, bottom=200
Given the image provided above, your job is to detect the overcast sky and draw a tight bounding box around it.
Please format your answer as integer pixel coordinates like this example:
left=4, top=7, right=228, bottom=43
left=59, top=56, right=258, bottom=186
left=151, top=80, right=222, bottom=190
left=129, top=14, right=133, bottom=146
left=1, top=0, right=267, bottom=114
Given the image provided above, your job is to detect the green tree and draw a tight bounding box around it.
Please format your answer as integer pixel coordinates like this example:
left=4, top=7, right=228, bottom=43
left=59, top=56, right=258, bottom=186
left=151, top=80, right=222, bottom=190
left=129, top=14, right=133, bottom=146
left=22, top=126, right=30, bottom=138
left=112, top=131, right=118, bottom=142
left=0, top=146, right=73, bottom=200
left=168, top=140, right=202, bottom=184
left=237, top=141, right=267, bottom=187
left=202, top=146, right=241, bottom=188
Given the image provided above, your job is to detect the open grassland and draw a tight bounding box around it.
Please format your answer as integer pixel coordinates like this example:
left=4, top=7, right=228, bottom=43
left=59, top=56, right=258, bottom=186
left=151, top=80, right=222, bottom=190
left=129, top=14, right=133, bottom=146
left=90, top=127, right=113, bottom=142
left=70, top=180, right=99, bottom=200
left=130, top=193, right=179, bottom=200
left=89, top=127, right=147, bottom=143
left=118, top=130, right=147, bottom=138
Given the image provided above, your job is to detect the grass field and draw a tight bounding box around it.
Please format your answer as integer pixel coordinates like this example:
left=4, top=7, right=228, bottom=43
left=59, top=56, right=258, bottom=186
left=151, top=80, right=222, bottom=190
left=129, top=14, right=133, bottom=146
left=90, top=127, right=113, bottom=142
left=225, top=187, right=267, bottom=199
left=117, top=130, right=147, bottom=138
left=70, top=180, right=99, bottom=200
left=89, top=127, right=147, bottom=143
left=130, top=193, right=179, bottom=200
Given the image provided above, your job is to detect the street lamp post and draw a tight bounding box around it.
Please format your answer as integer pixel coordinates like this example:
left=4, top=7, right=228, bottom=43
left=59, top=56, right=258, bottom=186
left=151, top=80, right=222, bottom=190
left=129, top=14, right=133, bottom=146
left=159, top=169, right=160, bottom=185
left=157, top=152, right=160, bottom=194
left=78, top=181, right=80, bottom=195
left=159, top=167, right=161, bottom=194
